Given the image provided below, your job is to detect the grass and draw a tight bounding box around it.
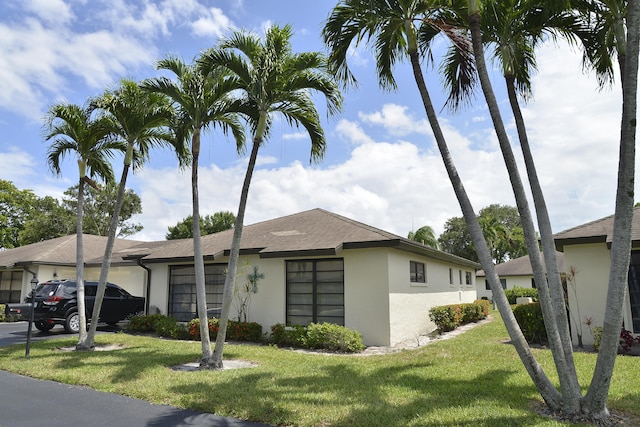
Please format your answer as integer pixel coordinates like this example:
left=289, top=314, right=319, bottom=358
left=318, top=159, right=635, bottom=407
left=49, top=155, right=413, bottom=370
left=0, top=315, right=639, bottom=426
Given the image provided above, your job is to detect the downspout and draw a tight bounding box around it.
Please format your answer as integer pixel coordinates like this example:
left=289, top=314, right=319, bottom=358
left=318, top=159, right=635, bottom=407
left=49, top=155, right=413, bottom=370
left=124, top=255, right=151, bottom=315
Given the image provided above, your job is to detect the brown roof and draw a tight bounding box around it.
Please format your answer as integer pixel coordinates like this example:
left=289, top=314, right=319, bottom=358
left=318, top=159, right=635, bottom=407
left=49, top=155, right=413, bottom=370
left=0, top=234, right=146, bottom=268
left=134, top=208, right=480, bottom=268
left=476, top=251, right=565, bottom=277
left=0, top=209, right=480, bottom=269
left=554, top=205, right=640, bottom=250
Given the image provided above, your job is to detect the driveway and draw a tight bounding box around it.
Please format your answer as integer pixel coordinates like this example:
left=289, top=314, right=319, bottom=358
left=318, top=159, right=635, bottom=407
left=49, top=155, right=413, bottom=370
left=0, top=322, right=272, bottom=427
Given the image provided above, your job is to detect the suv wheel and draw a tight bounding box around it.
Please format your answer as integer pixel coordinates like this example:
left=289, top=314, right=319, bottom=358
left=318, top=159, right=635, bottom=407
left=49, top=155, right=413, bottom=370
left=64, top=311, right=80, bottom=334
left=34, top=321, right=54, bottom=332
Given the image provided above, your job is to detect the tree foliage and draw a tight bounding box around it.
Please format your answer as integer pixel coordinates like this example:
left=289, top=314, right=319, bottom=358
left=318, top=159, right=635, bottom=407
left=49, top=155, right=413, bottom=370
left=166, top=211, right=236, bottom=240
left=17, top=184, right=144, bottom=245
left=407, top=225, right=439, bottom=248
left=438, top=204, right=527, bottom=263
left=0, top=180, right=38, bottom=249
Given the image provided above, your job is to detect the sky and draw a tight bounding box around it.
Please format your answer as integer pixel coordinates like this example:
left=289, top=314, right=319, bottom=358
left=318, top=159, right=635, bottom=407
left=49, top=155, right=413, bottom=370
left=0, top=0, right=632, bottom=243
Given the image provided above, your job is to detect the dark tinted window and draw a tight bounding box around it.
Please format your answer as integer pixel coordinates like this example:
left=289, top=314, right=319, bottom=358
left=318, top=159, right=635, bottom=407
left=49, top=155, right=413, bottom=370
left=35, top=283, right=60, bottom=297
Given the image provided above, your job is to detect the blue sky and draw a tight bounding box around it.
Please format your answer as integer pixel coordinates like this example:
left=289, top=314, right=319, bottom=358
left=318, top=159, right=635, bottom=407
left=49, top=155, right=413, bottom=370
left=0, top=0, right=631, bottom=242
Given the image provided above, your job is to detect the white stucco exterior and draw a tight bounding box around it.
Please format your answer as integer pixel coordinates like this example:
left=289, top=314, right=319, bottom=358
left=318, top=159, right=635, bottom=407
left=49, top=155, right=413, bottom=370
left=476, top=275, right=534, bottom=301
left=142, top=247, right=479, bottom=346
left=563, top=243, right=614, bottom=346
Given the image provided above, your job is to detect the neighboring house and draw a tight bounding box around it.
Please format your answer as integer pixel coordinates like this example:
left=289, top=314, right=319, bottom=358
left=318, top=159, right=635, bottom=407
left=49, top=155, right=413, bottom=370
left=555, top=207, right=640, bottom=346
left=0, top=208, right=480, bottom=346
left=476, top=251, right=566, bottom=301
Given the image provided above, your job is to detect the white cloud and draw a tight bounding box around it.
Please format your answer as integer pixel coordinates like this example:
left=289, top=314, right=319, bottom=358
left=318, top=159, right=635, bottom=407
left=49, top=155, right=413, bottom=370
left=359, top=104, right=430, bottom=136
left=191, top=8, right=233, bottom=38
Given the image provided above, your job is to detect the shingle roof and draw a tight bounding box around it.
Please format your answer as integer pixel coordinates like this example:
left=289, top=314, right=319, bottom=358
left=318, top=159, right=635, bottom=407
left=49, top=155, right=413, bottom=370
left=476, top=251, right=565, bottom=277
left=0, top=208, right=480, bottom=269
left=132, top=208, right=480, bottom=268
left=554, top=205, right=640, bottom=249
left=0, top=234, right=146, bottom=268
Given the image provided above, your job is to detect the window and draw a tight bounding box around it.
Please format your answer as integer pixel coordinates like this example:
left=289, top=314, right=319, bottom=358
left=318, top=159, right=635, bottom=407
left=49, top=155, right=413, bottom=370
left=465, top=271, right=472, bottom=286
left=168, top=264, right=225, bottom=321
left=531, top=278, right=536, bottom=288
left=286, top=259, right=344, bottom=326
left=485, top=278, right=507, bottom=290
left=0, top=270, right=23, bottom=303
left=449, top=268, right=453, bottom=285
left=410, top=261, right=426, bottom=283
left=459, top=270, right=463, bottom=285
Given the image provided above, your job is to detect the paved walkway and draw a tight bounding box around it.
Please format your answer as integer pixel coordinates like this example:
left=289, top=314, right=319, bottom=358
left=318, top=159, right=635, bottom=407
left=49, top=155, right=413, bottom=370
left=0, top=369, right=272, bottom=427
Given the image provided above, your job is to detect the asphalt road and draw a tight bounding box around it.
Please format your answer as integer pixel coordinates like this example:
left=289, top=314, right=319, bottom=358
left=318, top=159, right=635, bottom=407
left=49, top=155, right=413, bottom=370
left=0, top=322, right=272, bottom=427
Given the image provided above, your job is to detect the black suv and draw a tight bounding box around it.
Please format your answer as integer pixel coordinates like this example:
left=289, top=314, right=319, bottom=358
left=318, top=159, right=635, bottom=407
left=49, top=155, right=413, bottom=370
left=26, top=280, right=145, bottom=333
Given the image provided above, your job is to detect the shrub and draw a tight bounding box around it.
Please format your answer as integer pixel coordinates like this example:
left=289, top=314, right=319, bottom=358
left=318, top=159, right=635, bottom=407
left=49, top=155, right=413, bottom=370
left=305, top=323, right=365, bottom=353
left=270, top=323, right=307, bottom=347
left=227, top=320, right=263, bottom=342
left=153, top=315, right=180, bottom=338
left=430, top=301, right=489, bottom=334
left=126, top=313, right=169, bottom=333
left=187, top=317, right=219, bottom=341
left=187, top=318, right=262, bottom=342
left=429, top=305, right=463, bottom=333
left=504, top=286, right=538, bottom=304
left=512, top=302, right=547, bottom=344
left=0, top=304, right=6, bottom=322
left=591, top=326, right=603, bottom=351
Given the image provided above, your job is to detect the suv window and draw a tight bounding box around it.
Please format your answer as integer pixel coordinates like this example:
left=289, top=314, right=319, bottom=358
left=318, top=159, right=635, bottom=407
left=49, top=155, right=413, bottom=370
left=34, top=283, right=60, bottom=297
left=105, top=287, right=122, bottom=298
left=85, top=285, right=97, bottom=297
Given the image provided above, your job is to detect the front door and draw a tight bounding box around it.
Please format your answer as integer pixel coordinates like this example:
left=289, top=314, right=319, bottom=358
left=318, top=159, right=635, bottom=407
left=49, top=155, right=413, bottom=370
left=627, top=252, right=640, bottom=333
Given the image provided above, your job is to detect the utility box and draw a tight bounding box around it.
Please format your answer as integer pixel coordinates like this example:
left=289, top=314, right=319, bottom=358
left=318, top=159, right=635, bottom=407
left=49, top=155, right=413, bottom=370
left=516, top=297, right=534, bottom=305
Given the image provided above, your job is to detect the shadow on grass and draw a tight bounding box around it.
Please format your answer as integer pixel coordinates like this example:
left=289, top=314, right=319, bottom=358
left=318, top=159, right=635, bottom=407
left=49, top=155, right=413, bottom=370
left=168, top=360, right=549, bottom=427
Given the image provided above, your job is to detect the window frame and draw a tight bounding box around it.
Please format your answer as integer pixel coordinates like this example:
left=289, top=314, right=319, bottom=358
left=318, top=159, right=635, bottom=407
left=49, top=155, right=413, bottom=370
left=410, top=261, right=426, bottom=284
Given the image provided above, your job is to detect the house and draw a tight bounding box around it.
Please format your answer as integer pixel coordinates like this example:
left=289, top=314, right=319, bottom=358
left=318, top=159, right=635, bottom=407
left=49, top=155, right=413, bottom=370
left=475, top=251, right=566, bottom=301
left=0, top=208, right=480, bottom=346
left=555, top=207, right=640, bottom=346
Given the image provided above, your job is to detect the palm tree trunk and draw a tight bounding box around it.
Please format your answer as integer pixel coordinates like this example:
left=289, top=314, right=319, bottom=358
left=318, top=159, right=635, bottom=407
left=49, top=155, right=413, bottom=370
left=209, top=122, right=264, bottom=369
left=75, top=173, right=88, bottom=348
left=583, top=0, right=639, bottom=417
left=78, top=149, right=132, bottom=350
left=190, top=129, right=214, bottom=365
left=406, top=35, right=562, bottom=410
left=467, top=4, right=581, bottom=412
left=505, top=74, right=581, bottom=398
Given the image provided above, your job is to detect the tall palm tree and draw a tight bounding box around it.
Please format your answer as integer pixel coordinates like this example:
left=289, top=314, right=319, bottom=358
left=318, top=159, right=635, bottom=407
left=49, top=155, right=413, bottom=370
left=573, top=0, right=639, bottom=417
left=458, top=0, right=583, bottom=413
left=45, top=103, right=124, bottom=348
left=198, top=24, right=343, bottom=369
left=323, top=0, right=563, bottom=410
left=466, top=0, right=639, bottom=419
left=142, top=56, right=245, bottom=366
left=77, top=79, right=176, bottom=350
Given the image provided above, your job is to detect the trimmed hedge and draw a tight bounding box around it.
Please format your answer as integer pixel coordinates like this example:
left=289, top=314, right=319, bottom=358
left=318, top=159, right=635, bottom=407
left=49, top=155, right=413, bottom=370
left=269, top=322, right=365, bottom=353
left=512, top=302, right=547, bottom=344
left=187, top=318, right=263, bottom=342
left=429, top=300, right=489, bottom=333
left=504, top=286, right=538, bottom=304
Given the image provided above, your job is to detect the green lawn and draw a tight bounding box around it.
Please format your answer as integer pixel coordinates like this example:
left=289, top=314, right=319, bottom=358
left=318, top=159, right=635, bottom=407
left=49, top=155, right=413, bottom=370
left=1, top=316, right=638, bottom=426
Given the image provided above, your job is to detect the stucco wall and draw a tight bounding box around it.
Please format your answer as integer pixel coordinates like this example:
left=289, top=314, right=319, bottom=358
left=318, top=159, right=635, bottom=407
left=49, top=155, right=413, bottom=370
left=387, top=249, right=477, bottom=346
left=564, top=243, right=611, bottom=346
left=18, top=265, right=145, bottom=302
left=476, top=275, right=534, bottom=301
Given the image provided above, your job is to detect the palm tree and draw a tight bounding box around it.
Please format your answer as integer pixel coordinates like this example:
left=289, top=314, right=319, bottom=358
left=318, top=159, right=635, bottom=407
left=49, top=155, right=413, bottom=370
left=466, top=0, right=639, bottom=418
left=407, top=225, right=439, bottom=248
left=45, top=103, right=124, bottom=348
left=77, top=79, right=176, bottom=350
left=198, top=24, right=343, bottom=369
left=142, top=56, right=245, bottom=366
left=323, top=0, right=563, bottom=410
left=572, top=0, right=639, bottom=417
